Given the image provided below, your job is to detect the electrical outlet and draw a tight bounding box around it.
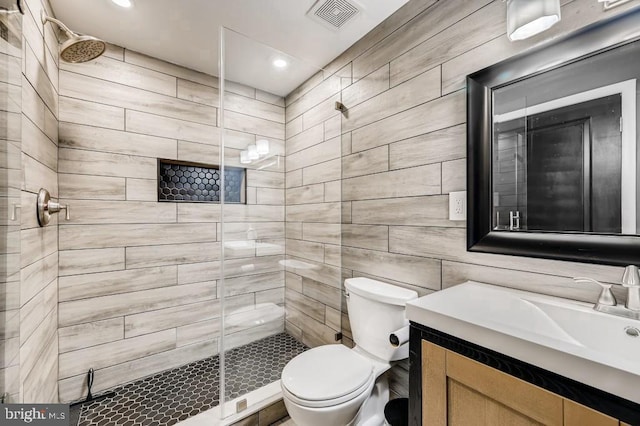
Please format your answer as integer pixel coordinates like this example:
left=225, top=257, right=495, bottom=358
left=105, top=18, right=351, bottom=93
left=449, top=191, right=467, bottom=221
left=454, top=198, right=463, bottom=215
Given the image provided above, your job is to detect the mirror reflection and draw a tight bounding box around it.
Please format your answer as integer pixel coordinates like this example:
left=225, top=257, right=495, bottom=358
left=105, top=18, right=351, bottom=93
left=492, top=39, right=640, bottom=235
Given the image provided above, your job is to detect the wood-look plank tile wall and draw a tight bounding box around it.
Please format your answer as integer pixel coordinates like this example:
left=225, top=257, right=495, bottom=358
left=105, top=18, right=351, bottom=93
left=17, top=0, right=60, bottom=404
left=284, top=0, right=639, bottom=398
left=58, top=47, right=285, bottom=402
left=0, top=9, right=23, bottom=405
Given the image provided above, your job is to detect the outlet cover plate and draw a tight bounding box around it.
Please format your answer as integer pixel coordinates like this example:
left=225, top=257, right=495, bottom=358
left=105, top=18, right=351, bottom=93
left=449, top=191, right=467, bottom=221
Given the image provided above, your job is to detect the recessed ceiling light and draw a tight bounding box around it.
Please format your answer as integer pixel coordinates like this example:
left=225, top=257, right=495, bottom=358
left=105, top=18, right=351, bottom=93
left=111, top=0, right=132, bottom=8
left=273, top=59, right=287, bottom=68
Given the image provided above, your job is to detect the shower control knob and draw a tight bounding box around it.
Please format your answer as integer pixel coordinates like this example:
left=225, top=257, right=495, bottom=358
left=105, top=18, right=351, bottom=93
left=37, top=188, right=70, bottom=226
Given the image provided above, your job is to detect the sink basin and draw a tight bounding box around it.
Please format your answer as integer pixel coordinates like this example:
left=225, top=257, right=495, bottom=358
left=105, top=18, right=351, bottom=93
left=525, top=298, right=640, bottom=368
left=407, top=281, right=640, bottom=404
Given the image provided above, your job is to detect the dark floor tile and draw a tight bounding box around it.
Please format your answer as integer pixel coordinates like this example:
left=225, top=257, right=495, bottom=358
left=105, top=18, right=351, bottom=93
left=73, top=333, right=306, bottom=426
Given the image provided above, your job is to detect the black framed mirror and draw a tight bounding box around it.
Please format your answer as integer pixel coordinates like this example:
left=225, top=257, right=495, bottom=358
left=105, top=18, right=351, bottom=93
left=467, top=8, right=640, bottom=266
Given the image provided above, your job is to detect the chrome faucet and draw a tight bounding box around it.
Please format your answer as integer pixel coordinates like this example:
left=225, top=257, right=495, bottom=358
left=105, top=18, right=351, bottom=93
left=621, top=265, right=640, bottom=311
left=574, top=265, right=640, bottom=321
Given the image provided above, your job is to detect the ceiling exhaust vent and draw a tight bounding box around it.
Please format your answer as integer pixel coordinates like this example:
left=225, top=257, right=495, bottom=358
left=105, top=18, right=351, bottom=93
left=307, top=0, right=362, bottom=30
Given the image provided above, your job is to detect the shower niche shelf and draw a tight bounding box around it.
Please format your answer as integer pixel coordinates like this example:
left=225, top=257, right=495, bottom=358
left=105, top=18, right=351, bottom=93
left=157, top=159, right=246, bottom=203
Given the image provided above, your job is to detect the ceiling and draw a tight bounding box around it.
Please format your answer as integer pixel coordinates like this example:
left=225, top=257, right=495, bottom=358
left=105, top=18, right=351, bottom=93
left=49, top=0, right=410, bottom=96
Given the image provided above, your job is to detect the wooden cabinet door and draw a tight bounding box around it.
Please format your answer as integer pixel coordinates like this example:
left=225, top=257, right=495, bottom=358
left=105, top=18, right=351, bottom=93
left=421, top=340, right=446, bottom=426
left=422, top=341, right=623, bottom=426
left=564, top=399, right=618, bottom=426
left=445, top=350, right=563, bottom=425
left=422, top=341, right=563, bottom=425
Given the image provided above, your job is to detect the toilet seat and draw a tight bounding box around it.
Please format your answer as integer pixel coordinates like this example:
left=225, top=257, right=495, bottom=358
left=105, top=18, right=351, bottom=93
left=282, top=374, right=375, bottom=409
left=281, top=345, right=375, bottom=408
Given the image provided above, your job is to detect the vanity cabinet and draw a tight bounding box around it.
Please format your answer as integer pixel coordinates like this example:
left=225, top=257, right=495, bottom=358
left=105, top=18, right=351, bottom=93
left=408, top=325, right=640, bottom=426
left=421, top=341, right=621, bottom=426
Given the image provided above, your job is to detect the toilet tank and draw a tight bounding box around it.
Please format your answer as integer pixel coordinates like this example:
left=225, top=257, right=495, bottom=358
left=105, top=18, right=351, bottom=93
left=345, top=277, right=418, bottom=361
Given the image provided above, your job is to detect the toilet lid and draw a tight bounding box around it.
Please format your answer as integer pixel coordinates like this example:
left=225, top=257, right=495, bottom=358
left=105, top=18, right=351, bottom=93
left=281, top=345, right=373, bottom=401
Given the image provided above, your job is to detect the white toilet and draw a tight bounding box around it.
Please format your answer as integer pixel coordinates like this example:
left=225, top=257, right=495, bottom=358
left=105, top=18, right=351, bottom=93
left=281, top=277, right=418, bottom=426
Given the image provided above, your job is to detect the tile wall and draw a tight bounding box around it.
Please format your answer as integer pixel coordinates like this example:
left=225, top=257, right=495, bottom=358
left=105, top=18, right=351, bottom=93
left=0, top=2, right=23, bottom=404
left=282, top=72, right=344, bottom=348
left=284, top=0, right=640, bottom=398
left=5, top=0, right=640, bottom=408
left=19, top=0, right=60, bottom=404
left=56, top=47, right=285, bottom=402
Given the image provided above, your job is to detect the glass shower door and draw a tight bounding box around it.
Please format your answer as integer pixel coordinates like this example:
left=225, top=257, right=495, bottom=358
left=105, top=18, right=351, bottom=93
left=218, top=27, right=322, bottom=421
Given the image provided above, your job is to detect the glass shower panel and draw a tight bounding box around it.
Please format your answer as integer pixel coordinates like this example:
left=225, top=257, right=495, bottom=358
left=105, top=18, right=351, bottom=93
left=0, top=2, right=21, bottom=404
left=218, top=28, right=322, bottom=419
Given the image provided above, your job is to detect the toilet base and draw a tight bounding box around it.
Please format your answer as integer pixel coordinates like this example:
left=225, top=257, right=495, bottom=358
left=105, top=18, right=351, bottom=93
left=352, top=373, right=389, bottom=426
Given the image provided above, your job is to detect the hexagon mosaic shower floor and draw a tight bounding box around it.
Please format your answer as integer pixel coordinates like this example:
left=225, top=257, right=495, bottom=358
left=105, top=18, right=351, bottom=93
left=71, top=333, right=307, bottom=426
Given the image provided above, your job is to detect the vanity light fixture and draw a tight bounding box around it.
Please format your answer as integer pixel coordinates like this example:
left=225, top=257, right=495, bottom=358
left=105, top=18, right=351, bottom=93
left=111, top=0, right=132, bottom=7
left=506, top=0, right=561, bottom=41
left=240, top=150, right=251, bottom=164
left=240, top=140, right=270, bottom=164
left=247, top=144, right=259, bottom=160
left=598, top=0, right=632, bottom=10
left=273, top=59, right=287, bottom=68
left=256, top=139, right=270, bottom=155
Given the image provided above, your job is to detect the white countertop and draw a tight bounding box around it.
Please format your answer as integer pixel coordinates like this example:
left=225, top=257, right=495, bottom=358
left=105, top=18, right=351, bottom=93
left=407, top=281, right=640, bottom=404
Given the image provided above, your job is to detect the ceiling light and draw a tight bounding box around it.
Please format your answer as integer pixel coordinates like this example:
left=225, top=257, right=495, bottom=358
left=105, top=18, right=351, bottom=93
left=111, top=0, right=132, bottom=8
left=507, top=0, right=560, bottom=41
left=273, top=59, right=287, bottom=68
left=240, top=151, right=251, bottom=164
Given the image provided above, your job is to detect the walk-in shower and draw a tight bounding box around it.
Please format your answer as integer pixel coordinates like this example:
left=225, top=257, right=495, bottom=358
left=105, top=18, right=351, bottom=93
left=63, top=25, right=328, bottom=426
left=0, top=0, right=342, bottom=422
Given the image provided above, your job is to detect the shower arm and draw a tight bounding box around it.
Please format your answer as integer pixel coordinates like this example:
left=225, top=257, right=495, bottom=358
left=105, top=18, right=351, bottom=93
left=41, top=10, right=76, bottom=39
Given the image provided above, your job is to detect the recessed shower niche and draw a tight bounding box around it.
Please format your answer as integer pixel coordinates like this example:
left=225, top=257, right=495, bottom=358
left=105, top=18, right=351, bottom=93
left=157, top=159, right=246, bottom=203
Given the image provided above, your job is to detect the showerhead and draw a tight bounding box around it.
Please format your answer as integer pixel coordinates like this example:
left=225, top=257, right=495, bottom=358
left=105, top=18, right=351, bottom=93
left=60, top=35, right=106, bottom=63
left=41, top=11, right=106, bottom=63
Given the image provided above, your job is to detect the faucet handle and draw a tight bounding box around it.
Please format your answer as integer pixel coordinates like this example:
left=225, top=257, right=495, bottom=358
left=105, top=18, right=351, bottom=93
left=48, top=201, right=70, bottom=221
left=622, top=265, right=640, bottom=312
left=621, top=265, right=640, bottom=287
left=574, top=277, right=617, bottom=306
